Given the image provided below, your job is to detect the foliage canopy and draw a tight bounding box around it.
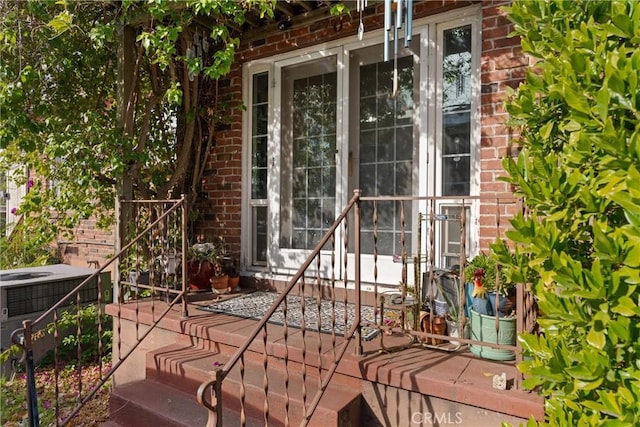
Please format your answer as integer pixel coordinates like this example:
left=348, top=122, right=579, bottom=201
left=0, top=0, right=275, bottom=263
left=502, top=0, right=640, bottom=424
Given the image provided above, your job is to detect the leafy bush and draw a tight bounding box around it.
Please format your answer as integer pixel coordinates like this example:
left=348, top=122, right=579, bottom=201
left=41, top=304, right=112, bottom=366
left=0, top=231, right=61, bottom=269
left=503, top=1, right=640, bottom=424
left=0, top=361, right=111, bottom=426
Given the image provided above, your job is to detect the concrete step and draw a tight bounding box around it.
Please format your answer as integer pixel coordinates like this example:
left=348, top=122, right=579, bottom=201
left=109, top=378, right=264, bottom=427
left=144, top=343, right=361, bottom=426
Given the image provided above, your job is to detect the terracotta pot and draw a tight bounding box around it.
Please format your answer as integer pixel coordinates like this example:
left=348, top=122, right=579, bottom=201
left=188, top=260, right=214, bottom=291
left=420, top=313, right=447, bottom=345
left=228, top=275, right=240, bottom=289
left=210, top=275, right=230, bottom=293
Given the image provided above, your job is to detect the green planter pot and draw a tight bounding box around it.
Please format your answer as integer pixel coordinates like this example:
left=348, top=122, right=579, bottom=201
left=469, top=309, right=516, bottom=361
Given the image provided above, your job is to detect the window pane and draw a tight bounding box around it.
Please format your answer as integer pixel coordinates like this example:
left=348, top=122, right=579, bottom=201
left=443, top=112, right=470, bottom=155
left=358, top=56, right=414, bottom=256
left=360, top=131, right=376, bottom=163
left=251, top=169, right=267, bottom=199
left=253, top=206, right=268, bottom=264
left=440, top=206, right=470, bottom=268
left=252, top=104, right=268, bottom=135
left=359, top=164, right=375, bottom=196
left=252, top=136, right=267, bottom=168
left=376, top=128, right=394, bottom=162
left=396, top=126, right=412, bottom=160
left=377, top=162, right=395, bottom=196
left=443, top=25, right=471, bottom=111
left=360, top=63, right=376, bottom=97
left=377, top=96, right=394, bottom=127
left=281, top=61, right=337, bottom=250
left=442, top=156, right=470, bottom=195
left=441, top=25, right=472, bottom=196
left=308, top=198, right=321, bottom=228
left=251, top=72, right=269, bottom=203
left=293, top=199, right=306, bottom=228
left=253, top=73, right=269, bottom=104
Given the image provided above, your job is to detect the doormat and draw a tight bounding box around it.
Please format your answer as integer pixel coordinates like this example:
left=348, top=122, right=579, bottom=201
left=198, top=291, right=380, bottom=341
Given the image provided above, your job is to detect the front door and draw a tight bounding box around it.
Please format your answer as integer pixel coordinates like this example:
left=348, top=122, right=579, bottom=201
left=347, top=40, right=421, bottom=285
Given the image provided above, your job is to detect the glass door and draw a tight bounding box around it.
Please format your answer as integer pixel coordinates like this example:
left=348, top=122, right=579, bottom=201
left=271, top=53, right=342, bottom=274
left=348, top=41, right=420, bottom=285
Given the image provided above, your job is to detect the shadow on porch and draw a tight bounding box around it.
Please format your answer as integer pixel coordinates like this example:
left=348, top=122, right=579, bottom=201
left=104, top=290, right=543, bottom=427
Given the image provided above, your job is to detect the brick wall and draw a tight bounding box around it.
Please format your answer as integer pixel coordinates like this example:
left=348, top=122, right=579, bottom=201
left=57, top=217, right=116, bottom=271
left=194, top=0, right=528, bottom=257
left=479, top=1, right=527, bottom=249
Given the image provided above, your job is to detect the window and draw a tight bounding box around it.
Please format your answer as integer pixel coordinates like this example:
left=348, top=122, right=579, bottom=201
left=439, top=205, right=470, bottom=268
left=243, top=8, right=481, bottom=279
left=441, top=25, right=472, bottom=196
left=354, top=50, right=417, bottom=256
left=249, top=72, right=269, bottom=265
left=0, top=168, right=28, bottom=237
left=280, top=61, right=337, bottom=250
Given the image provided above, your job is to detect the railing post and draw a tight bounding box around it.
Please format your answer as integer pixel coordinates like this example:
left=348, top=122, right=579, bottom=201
left=353, top=189, right=362, bottom=356
left=181, top=194, right=189, bottom=318
left=197, top=369, right=223, bottom=427
left=22, top=320, right=40, bottom=427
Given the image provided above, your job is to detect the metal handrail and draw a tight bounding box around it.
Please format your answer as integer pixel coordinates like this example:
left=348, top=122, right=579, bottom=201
left=197, top=190, right=362, bottom=427
left=196, top=192, right=533, bottom=425
left=10, top=195, right=188, bottom=427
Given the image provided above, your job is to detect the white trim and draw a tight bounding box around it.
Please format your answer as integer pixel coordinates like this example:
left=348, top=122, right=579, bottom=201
left=241, top=62, right=271, bottom=272
left=432, top=15, right=482, bottom=261
left=269, top=48, right=343, bottom=275
left=241, top=4, right=483, bottom=277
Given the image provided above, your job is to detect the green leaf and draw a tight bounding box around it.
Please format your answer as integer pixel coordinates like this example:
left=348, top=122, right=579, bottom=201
left=586, top=329, right=605, bottom=350
left=48, top=10, right=73, bottom=36
left=612, top=296, right=638, bottom=317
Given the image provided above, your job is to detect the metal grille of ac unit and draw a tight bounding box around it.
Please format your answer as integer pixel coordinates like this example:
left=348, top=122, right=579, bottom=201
left=6, top=277, right=99, bottom=317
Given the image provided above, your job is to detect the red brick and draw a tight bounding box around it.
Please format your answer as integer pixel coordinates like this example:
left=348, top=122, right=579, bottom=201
left=483, top=25, right=511, bottom=41
left=483, top=69, right=510, bottom=83
left=495, top=55, right=529, bottom=70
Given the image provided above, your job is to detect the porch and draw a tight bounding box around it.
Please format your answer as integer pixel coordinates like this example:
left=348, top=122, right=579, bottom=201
left=104, top=292, right=543, bottom=426
left=9, top=193, right=544, bottom=426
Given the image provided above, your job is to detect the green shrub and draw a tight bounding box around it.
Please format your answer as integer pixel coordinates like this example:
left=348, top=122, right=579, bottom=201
left=40, top=304, right=113, bottom=366
left=503, top=0, right=640, bottom=424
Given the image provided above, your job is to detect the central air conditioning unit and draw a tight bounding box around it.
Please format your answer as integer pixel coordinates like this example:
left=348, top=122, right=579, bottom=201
left=0, top=264, right=112, bottom=377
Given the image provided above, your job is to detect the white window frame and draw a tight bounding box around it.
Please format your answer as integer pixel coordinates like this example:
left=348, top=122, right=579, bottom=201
left=241, top=5, right=482, bottom=281
left=430, top=15, right=482, bottom=267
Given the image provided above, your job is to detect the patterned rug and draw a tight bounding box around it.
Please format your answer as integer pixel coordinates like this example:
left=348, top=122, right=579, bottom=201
left=198, top=291, right=380, bottom=341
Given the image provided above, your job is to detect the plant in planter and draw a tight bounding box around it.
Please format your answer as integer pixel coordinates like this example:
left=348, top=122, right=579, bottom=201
left=435, top=277, right=462, bottom=344
left=465, top=249, right=518, bottom=361
left=223, top=259, right=240, bottom=290
left=187, top=239, right=228, bottom=292
left=464, top=252, right=516, bottom=317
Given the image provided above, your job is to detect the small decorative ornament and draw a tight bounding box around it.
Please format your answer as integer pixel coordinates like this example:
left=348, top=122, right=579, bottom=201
left=383, top=0, right=413, bottom=97
left=356, top=0, right=367, bottom=41
left=492, top=372, right=507, bottom=390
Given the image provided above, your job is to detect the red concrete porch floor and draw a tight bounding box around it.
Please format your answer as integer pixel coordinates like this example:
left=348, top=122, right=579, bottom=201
left=106, top=290, right=544, bottom=423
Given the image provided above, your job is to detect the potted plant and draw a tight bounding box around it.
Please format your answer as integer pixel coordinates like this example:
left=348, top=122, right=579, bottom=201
left=224, top=260, right=240, bottom=290
left=465, top=251, right=517, bottom=361
left=187, top=239, right=228, bottom=292
left=463, top=253, right=495, bottom=316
